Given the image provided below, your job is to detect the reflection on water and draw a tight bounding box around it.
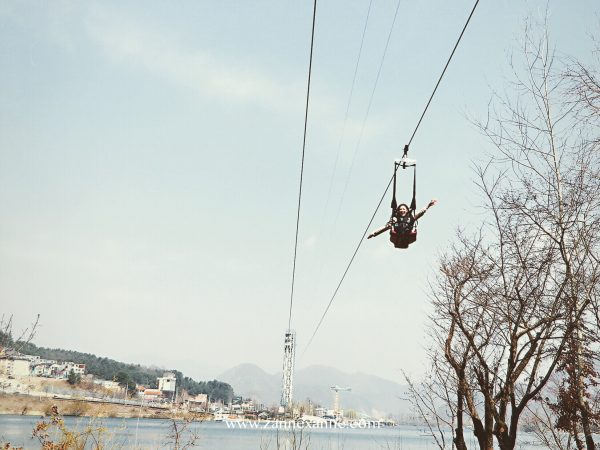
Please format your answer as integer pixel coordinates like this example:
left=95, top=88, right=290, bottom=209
left=0, top=415, right=540, bottom=449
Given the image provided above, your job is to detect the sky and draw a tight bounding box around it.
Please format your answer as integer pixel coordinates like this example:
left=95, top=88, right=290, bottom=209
left=1, top=1, right=598, bottom=388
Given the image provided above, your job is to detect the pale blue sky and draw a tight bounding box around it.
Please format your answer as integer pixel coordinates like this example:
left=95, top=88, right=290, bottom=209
left=1, top=1, right=597, bottom=384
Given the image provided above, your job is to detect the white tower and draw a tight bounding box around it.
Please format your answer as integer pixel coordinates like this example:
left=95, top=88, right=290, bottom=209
left=280, top=330, right=296, bottom=408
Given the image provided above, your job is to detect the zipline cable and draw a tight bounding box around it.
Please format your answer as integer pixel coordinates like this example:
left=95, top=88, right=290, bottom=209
left=332, top=0, right=402, bottom=231
left=303, top=172, right=395, bottom=354
left=317, top=0, right=374, bottom=242
left=311, top=0, right=374, bottom=303
left=407, top=0, right=480, bottom=148
left=306, top=0, right=401, bottom=316
left=288, top=0, right=318, bottom=331
left=302, top=0, right=480, bottom=353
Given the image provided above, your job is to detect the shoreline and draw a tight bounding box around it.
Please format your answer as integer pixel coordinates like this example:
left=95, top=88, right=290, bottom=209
left=0, top=392, right=209, bottom=420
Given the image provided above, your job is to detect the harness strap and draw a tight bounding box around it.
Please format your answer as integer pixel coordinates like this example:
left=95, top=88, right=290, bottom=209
left=410, top=165, right=416, bottom=212
left=391, top=162, right=398, bottom=211
left=402, top=144, right=416, bottom=213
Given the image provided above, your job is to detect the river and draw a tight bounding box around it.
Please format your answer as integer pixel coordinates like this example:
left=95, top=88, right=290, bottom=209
left=0, top=415, right=543, bottom=449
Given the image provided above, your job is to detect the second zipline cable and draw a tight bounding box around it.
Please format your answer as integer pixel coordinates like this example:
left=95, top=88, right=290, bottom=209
left=302, top=0, right=481, bottom=354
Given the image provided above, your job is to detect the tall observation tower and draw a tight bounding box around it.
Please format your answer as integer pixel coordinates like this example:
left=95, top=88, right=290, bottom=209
left=280, top=330, right=296, bottom=408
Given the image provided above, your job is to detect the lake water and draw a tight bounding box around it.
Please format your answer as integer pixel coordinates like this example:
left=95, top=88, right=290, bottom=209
left=0, top=415, right=542, bottom=449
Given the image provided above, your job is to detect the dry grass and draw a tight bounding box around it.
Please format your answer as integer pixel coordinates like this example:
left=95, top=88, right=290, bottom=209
left=0, top=393, right=207, bottom=420
left=2, top=375, right=120, bottom=399
left=2, top=407, right=206, bottom=450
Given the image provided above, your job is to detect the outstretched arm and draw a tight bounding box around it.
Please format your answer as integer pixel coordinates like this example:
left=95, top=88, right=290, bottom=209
left=414, top=199, right=438, bottom=220
left=367, top=223, right=391, bottom=239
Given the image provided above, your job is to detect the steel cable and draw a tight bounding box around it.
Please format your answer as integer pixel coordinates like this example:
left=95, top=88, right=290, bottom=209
left=288, top=0, right=318, bottom=330
left=302, top=0, right=481, bottom=353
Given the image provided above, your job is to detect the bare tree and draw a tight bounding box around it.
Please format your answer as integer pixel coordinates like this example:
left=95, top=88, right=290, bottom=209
left=523, top=379, right=576, bottom=450
left=403, top=364, right=458, bottom=450
left=474, top=21, right=600, bottom=449
left=164, top=415, right=202, bottom=450
left=431, top=231, right=496, bottom=450
left=565, top=32, right=600, bottom=123
left=430, top=215, right=571, bottom=450
left=421, top=17, right=600, bottom=450
left=0, top=314, right=39, bottom=356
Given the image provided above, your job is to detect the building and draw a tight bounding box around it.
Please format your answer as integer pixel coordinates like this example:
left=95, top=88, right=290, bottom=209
left=187, top=393, right=208, bottom=410
left=241, top=399, right=256, bottom=412
left=31, top=361, right=55, bottom=377
left=143, top=389, right=163, bottom=401
left=64, top=362, right=86, bottom=376
left=157, top=372, right=176, bottom=400
left=0, top=357, right=31, bottom=377
left=135, top=385, right=147, bottom=397
left=21, top=355, right=41, bottom=364
left=30, top=360, right=86, bottom=379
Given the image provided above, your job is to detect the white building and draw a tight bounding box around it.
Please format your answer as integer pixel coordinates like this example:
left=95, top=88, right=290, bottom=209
left=30, top=360, right=86, bottom=379
left=21, top=355, right=41, bottom=364
left=157, top=372, right=176, bottom=393
left=241, top=399, right=256, bottom=412
left=31, top=362, right=54, bottom=377
left=64, top=362, right=86, bottom=376
left=0, top=357, right=31, bottom=377
left=315, top=407, right=326, bottom=417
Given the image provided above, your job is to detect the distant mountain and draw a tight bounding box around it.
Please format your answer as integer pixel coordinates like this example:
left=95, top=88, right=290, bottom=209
left=218, top=363, right=280, bottom=403
left=219, top=364, right=409, bottom=416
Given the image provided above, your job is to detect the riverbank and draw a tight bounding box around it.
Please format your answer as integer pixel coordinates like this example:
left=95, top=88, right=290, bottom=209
left=0, top=392, right=207, bottom=420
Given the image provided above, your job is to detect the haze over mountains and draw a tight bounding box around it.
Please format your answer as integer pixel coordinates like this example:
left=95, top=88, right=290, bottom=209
left=219, top=364, right=410, bottom=417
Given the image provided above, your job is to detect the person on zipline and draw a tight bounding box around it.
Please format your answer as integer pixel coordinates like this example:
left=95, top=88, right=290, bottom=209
left=367, top=199, right=437, bottom=248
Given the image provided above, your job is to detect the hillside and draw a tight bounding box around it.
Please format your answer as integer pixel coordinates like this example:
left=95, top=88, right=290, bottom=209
left=13, top=337, right=233, bottom=402
left=219, top=363, right=409, bottom=416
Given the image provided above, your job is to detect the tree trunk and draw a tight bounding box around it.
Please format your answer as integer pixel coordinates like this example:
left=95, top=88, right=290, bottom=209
left=472, top=418, right=485, bottom=450
left=454, top=390, right=468, bottom=450
left=575, top=327, right=596, bottom=450
left=572, top=422, right=585, bottom=450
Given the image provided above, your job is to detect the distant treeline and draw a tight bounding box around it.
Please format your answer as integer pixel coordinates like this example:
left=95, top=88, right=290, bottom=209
left=8, top=335, right=233, bottom=402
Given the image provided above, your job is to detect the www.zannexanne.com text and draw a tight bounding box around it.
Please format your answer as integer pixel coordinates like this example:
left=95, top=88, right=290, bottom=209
left=225, top=420, right=384, bottom=430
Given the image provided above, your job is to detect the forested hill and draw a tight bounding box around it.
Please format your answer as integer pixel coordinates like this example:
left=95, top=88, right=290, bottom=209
left=17, top=339, right=233, bottom=402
